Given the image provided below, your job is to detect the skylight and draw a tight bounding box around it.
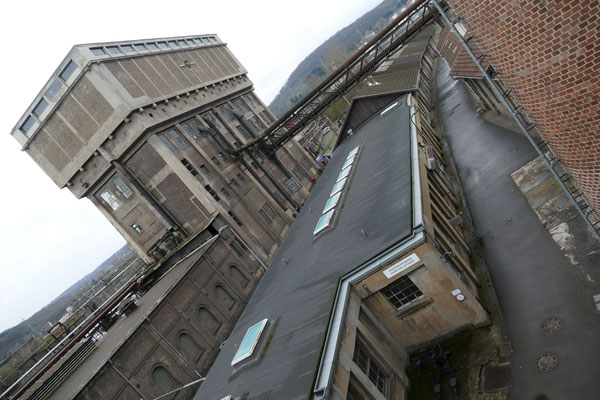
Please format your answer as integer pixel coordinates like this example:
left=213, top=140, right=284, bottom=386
left=347, top=146, right=360, bottom=159
left=314, top=209, right=335, bottom=235
left=330, top=177, right=347, bottom=196
left=231, top=319, right=268, bottom=365
left=342, top=155, right=356, bottom=170
left=337, top=166, right=352, bottom=182
left=323, top=192, right=341, bottom=214
left=380, top=101, right=399, bottom=116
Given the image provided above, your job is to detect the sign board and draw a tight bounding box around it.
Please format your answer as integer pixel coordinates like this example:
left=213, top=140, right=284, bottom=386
left=456, top=293, right=466, bottom=302
left=383, top=253, right=421, bottom=279
left=316, top=154, right=324, bottom=162
left=451, top=288, right=465, bottom=302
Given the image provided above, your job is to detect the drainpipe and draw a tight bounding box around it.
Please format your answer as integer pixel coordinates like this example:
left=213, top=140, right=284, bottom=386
left=108, top=359, right=148, bottom=400
left=112, top=161, right=188, bottom=236
left=203, top=114, right=299, bottom=210
left=231, top=110, right=295, bottom=180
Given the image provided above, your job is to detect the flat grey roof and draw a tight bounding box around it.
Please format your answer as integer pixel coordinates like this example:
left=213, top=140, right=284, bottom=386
left=195, top=97, right=414, bottom=400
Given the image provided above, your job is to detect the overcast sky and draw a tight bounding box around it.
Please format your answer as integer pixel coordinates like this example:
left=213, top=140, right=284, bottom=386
left=0, top=0, right=384, bottom=333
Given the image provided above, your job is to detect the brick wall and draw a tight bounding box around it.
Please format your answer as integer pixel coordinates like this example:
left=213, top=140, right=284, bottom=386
left=448, top=0, right=600, bottom=212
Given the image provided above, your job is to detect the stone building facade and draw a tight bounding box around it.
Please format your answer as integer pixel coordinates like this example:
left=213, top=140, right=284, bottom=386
left=446, top=0, right=600, bottom=213
left=11, top=35, right=317, bottom=265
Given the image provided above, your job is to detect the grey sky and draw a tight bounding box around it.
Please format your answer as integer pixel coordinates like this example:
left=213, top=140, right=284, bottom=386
left=0, top=0, right=383, bottom=333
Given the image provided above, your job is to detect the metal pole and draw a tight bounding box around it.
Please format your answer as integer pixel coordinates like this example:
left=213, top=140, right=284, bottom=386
left=430, top=0, right=600, bottom=241
left=143, top=318, right=201, bottom=378
left=108, top=359, right=148, bottom=400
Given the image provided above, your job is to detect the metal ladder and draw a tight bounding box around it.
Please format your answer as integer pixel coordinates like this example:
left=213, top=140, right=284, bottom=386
left=430, top=0, right=600, bottom=240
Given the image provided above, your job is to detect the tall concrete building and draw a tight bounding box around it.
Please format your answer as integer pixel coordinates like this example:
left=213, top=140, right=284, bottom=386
left=11, top=34, right=316, bottom=265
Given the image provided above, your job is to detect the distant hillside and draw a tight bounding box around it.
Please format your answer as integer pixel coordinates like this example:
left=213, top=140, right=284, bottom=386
left=269, top=0, right=407, bottom=117
left=0, top=245, right=134, bottom=361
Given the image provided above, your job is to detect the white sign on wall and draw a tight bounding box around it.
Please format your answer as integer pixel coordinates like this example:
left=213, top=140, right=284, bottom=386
left=383, top=253, right=421, bottom=279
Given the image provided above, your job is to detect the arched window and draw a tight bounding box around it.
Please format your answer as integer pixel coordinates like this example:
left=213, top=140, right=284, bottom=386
left=198, top=307, right=220, bottom=333
left=177, top=332, right=204, bottom=362
left=229, top=265, right=249, bottom=288
left=151, top=365, right=179, bottom=393
left=215, top=285, right=235, bottom=309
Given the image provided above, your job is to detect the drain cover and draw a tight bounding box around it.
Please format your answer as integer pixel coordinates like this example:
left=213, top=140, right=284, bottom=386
left=541, top=317, right=562, bottom=335
left=537, top=353, right=558, bottom=371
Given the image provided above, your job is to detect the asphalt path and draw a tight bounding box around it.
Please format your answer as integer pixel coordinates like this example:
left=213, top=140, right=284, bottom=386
left=435, top=59, right=600, bottom=400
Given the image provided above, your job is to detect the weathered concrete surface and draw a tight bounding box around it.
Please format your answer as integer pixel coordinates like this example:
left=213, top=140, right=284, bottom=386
left=435, top=59, right=600, bottom=400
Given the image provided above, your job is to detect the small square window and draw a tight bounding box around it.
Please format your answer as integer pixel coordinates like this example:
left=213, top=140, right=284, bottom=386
left=134, top=44, right=146, bottom=51
left=177, top=40, right=187, bottom=47
left=147, top=43, right=158, bottom=50
left=121, top=45, right=134, bottom=53
left=168, top=40, right=178, bottom=47
left=237, top=173, right=247, bottom=183
left=158, top=42, right=168, bottom=49
left=90, top=47, right=106, bottom=56
left=212, top=156, right=222, bottom=167
left=60, top=60, right=78, bottom=82
left=220, top=188, right=232, bottom=199
left=20, top=116, right=35, bottom=135
left=381, top=275, right=423, bottom=310
left=131, top=223, right=143, bottom=233
left=217, top=152, right=228, bottom=162
left=107, top=46, right=121, bottom=55
left=230, top=179, right=240, bottom=189
left=32, top=98, right=49, bottom=118
left=205, top=184, right=220, bottom=201
left=193, top=38, right=202, bottom=45
left=46, top=79, right=63, bottom=100
left=199, top=164, right=211, bottom=175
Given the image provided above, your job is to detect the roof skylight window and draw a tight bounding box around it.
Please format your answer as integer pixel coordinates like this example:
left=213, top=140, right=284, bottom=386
left=107, top=46, right=122, bottom=55
left=90, top=47, right=106, bottom=56
left=314, top=209, right=335, bottom=235
left=330, top=177, right=347, bottom=196
left=380, top=101, right=399, bottom=116
left=231, top=319, right=268, bottom=365
left=121, top=45, right=134, bottom=53
left=323, top=192, right=341, bottom=214
left=347, top=146, right=360, bottom=159
left=134, top=44, right=146, bottom=51
left=342, top=155, right=356, bottom=170
left=337, top=166, right=352, bottom=182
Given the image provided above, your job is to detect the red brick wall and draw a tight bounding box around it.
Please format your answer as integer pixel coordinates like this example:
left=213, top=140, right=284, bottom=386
left=448, top=0, right=600, bottom=212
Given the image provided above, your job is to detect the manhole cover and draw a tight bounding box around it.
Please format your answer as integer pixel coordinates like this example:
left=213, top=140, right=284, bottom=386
left=541, top=317, right=562, bottom=335
left=537, top=353, right=558, bottom=371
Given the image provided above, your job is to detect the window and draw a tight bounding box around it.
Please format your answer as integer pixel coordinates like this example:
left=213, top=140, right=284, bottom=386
left=229, top=265, right=248, bottom=287
left=202, top=37, right=211, bottom=44
left=193, top=38, right=202, bottom=45
left=152, top=366, right=179, bottom=393
left=215, top=285, right=235, bottom=309
left=177, top=332, right=204, bottom=361
left=217, top=152, right=228, bottom=163
left=113, top=176, right=133, bottom=198
left=231, top=319, right=268, bottom=365
left=353, top=342, right=388, bottom=395
left=177, top=40, right=187, bottom=47
left=261, top=111, right=275, bottom=124
left=134, top=43, right=146, bottom=51
left=330, top=177, right=347, bottom=196
left=337, top=166, right=352, bottom=182
left=199, top=164, right=211, bottom=175
left=381, top=275, right=423, bottom=309
left=218, top=105, right=235, bottom=121
left=205, top=184, right=220, bottom=201
left=46, top=79, right=62, bottom=100
left=20, top=116, right=35, bottom=135
left=237, top=124, right=252, bottom=140
left=106, top=46, right=121, bottom=55
left=233, top=98, right=250, bottom=114
left=230, top=179, right=240, bottom=189
left=131, top=223, right=143, bottom=233
left=228, top=211, right=243, bottom=226
left=168, top=40, right=177, bottom=47
left=180, top=122, right=198, bottom=140
left=258, top=204, right=275, bottom=224
left=167, top=129, right=188, bottom=149
left=90, top=47, right=105, bottom=56
left=158, top=41, right=168, bottom=49
left=342, top=155, right=356, bottom=170
left=237, top=173, right=247, bottom=183
left=158, top=133, right=177, bottom=153
left=181, top=158, right=198, bottom=176
left=32, top=98, right=48, bottom=118
left=285, top=177, right=302, bottom=193
left=211, top=156, right=221, bottom=167
left=60, top=60, right=77, bottom=82
left=314, top=209, right=334, bottom=235
left=121, top=44, right=134, bottom=53
left=100, top=189, right=121, bottom=211
left=147, top=43, right=158, bottom=50
left=323, top=192, right=341, bottom=214
left=198, top=307, right=220, bottom=333
left=271, top=191, right=284, bottom=206
left=220, top=188, right=232, bottom=199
